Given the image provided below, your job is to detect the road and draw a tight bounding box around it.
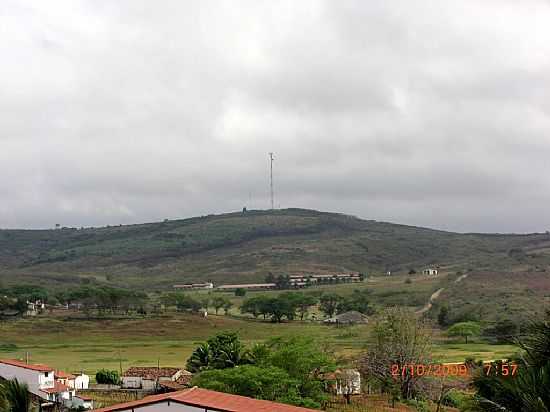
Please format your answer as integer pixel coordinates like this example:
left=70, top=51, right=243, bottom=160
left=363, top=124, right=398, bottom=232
left=415, top=273, right=469, bottom=315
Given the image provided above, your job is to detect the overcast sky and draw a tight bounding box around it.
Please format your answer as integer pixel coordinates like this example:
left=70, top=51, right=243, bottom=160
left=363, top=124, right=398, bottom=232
left=1, top=0, right=550, bottom=233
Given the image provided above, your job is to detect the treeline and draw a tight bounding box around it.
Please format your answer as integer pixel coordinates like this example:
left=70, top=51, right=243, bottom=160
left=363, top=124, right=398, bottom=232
left=186, top=332, right=334, bottom=409
left=0, top=284, right=147, bottom=315
left=240, top=289, right=374, bottom=322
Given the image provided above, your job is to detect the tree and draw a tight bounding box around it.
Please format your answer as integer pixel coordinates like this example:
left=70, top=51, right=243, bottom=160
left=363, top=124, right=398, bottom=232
left=223, top=300, right=233, bottom=315
left=192, top=365, right=303, bottom=405
left=186, top=333, right=249, bottom=372
left=486, top=319, right=519, bottom=344
left=265, top=272, right=276, bottom=284
left=437, top=304, right=450, bottom=327
left=471, top=316, right=550, bottom=411
left=95, top=369, right=120, bottom=385
left=234, top=288, right=247, bottom=297
left=0, top=379, right=31, bottom=412
left=240, top=296, right=266, bottom=318
left=212, top=296, right=227, bottom=315
left=320, top=293, right=341, bottom=318
left=275, top=275, right=290, bottom=290
left=359, top=307, right=433, bottom=400
left=447, top=322, right=481, bottom=344
left=336, top=289, right=374, bottom=315
left=295, top=293, right=317, bottom=321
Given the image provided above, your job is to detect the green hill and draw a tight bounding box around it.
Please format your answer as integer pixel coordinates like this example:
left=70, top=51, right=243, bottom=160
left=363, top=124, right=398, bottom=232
left=1, top=208, right=550, bottom=290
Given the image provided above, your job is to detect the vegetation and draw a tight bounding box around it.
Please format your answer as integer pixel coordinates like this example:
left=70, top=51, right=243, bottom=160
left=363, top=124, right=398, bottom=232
left=470, top=315, right=550, bottom=411
left=0, top=379, right=31, bottom=412
left=447, top=322, right=481, bottom=344
left=359, top=307, right=433, bottom=400
left=2, top=209, right=550, bottom=292
left=95, top=369, right=121, bottom=385
left=190, top=333, right=334, bottom=408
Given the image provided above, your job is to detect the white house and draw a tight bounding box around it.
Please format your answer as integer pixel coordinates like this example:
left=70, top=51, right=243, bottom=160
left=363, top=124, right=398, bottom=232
left=93, top=387, right=320, bottom=412
left=121, top=367, right=192, bottom=390
left=0, top=359, right=75, bottom=405
left=423, top=268, right=438, bottom=276
left=54, top=370, right=90, bottom=390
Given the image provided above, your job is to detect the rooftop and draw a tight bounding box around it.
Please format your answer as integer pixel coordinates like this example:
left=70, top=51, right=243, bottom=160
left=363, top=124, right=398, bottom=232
left=0, top=359, right=53, bottom=372
left=41, top=381, right=70, bottom=394
left=93, top=387, right=320, bottom=412
left=123, top=367, right=186, bottom=379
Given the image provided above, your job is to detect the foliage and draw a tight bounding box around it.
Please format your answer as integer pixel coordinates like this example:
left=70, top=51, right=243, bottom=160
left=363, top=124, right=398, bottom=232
left=447, top=322, right=481, bottom=344
left=186, top=333, right=249, bottom=372
left=0, top=379, right=31, bottom=412
left=320, top=293, right=341, bottom=317
left=471, top=316, right=550, bottom=411
left=437, top=304, right=450, bottom=327
left=95, top=369, right=120, bottom=385
left=336, top=289, right=375, bottom=315
left=190, top=335, right=334, bottom=408
left=359, top=307, right=432, bottom=399
left=234, top=288, right=247, bottom=297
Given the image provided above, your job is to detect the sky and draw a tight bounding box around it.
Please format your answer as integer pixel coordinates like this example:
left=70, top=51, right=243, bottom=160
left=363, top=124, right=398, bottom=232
left=1, top=0, right=550, bottom=233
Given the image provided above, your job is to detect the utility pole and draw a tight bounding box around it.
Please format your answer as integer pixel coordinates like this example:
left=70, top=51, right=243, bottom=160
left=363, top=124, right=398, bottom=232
left=269, top=152, right=274, bottom=210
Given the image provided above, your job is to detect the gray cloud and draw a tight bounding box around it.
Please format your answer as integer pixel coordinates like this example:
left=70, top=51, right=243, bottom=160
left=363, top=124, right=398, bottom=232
left=1, top=0, right=550, bottom=232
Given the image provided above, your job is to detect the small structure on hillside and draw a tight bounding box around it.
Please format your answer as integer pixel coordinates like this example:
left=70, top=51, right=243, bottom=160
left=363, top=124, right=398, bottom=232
left=173, top=282, right=214, bottom=290
left=423, top=268, right=438, bottom=276
left=324, top=311, right=369, bottom=326
left=121, top=367, right=192, bottom=390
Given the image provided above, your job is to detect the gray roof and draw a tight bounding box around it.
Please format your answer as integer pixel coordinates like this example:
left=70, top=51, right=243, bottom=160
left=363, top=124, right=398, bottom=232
left=324, top=311, right=369, bottom=324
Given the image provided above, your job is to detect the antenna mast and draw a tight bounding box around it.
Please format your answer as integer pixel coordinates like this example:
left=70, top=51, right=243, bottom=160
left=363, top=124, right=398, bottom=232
left=269, top=152, right=274, bottom=210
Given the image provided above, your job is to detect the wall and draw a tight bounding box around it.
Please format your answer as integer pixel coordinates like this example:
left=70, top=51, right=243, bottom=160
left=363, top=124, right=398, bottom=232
left=122, top=376, right=143, bottom=389
left=0, top=363, right=51, bottom=398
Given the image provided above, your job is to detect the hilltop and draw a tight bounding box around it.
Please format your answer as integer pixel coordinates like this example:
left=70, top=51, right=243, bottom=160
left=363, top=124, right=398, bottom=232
left=1, top=208, right=550, bottom=290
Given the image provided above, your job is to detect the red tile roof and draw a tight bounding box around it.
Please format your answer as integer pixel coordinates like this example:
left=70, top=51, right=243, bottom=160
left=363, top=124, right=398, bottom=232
left=0, top=359, right=53, bottom=372
left=41, top=382, right=71, bottom=394
left=93, top=387, right=320, bottom=412
left=122, top=367, right=184, bottom=380
left=55, top=370, right=76, bottom=380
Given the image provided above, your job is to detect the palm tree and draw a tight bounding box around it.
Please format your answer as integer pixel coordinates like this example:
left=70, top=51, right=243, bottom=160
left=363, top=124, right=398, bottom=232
left=0, top=379, right=31, bottom=412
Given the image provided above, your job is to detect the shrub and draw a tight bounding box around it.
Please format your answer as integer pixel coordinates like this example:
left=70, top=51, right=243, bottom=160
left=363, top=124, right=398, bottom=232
left=95, top=369, right=120, bottom=385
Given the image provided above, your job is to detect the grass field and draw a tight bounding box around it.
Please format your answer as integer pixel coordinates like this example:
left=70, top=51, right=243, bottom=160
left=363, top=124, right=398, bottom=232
left=0, top=310, right=517, bottom=379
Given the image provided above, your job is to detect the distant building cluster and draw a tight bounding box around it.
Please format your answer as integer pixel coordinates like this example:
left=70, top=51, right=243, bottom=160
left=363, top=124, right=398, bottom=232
left=173, top=272, right=365, bottom=292
left=173, top=282, right=214, bottom=290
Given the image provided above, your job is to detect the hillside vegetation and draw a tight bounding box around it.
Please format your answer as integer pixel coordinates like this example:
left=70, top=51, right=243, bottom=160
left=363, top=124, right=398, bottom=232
left=1, top=208, right=550, bottom=290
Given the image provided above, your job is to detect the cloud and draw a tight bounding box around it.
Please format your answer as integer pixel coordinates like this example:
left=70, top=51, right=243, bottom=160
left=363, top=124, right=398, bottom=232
left=1, top=0, right=549, bottom=232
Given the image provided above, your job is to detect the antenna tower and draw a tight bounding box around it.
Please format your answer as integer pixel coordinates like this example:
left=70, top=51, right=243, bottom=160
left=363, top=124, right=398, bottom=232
left=269, top=152, right=274, bottom=210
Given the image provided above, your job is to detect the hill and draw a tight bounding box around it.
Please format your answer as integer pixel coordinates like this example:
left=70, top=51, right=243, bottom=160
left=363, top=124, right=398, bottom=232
left=1, top=208, right=550, bottom=290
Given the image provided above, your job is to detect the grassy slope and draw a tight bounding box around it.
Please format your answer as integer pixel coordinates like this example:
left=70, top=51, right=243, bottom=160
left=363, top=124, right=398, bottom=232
left=1, top=208, right=550, bottom=290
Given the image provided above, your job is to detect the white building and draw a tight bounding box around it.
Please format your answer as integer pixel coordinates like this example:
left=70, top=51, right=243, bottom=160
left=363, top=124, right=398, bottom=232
left=0, top=359, right=91, bottom=408
left=93, top=387, right=320, bottom=412
left=0, top=359, right=74, bottom=405
left=423, top=268, right=438, bottom=276
left=121, top=367, right=192, bottom=390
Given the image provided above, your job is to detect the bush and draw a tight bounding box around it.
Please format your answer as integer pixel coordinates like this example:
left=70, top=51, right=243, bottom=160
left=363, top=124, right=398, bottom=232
left=95, top=369, right=120, bottom=385
left=234, top=288, right=247, bottom=297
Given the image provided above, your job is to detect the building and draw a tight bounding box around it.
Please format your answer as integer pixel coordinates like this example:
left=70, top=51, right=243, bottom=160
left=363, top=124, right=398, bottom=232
left=121, top=367, right=192, bottom=390
left=423, top=268, right=438, bottom=276
left=55, top=370, right=90, bottom=390
left=324, top=369, right=362, bottom=396
left=173, top=283, right=214, bottom=290
left=93, top=386, right=320, bottom=412
left=0, top=359, right=90, bottom=408
left=324, top=311, right=369, bottom=325
left=216, top=283, right=276, bottom=291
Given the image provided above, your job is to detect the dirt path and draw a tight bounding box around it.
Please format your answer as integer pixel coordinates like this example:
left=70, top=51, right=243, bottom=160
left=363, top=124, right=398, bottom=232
left=415, top=273, right=469, bottom=315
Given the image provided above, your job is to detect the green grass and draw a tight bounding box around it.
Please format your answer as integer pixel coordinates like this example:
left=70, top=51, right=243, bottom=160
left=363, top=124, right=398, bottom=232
left=0, top=312, right=518, bottom=378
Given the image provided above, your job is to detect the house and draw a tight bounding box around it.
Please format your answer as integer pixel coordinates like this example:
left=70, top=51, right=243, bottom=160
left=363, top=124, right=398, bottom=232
left=324, top=311, right=369, bottom=325
left=92, top=386, right=320, bottom=412
left=0, top=359, right=79, bottom=407
left=324, top=369, right=362, bottom=396
left=121, top=367, right=192, bottom=390
left=216, top=283, right=276, bottom=291
left=74, top=394, right=94, bottom=409
left=173, top=283, right=214, bottom=290
left=423, top=268, right=438, bottom=276
left=55, top=370, right=90, bottom=389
